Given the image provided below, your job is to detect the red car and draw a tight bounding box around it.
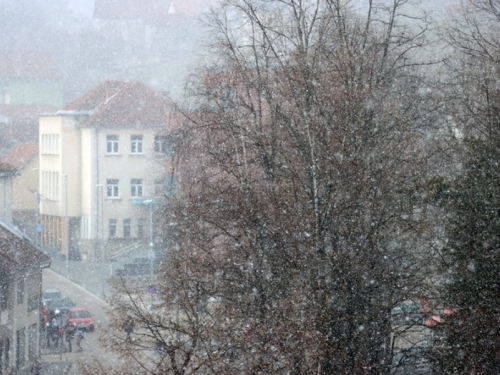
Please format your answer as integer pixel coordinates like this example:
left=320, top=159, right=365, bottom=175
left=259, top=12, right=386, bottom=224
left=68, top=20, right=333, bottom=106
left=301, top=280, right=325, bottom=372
left=67, top=307, right=95, bottom=331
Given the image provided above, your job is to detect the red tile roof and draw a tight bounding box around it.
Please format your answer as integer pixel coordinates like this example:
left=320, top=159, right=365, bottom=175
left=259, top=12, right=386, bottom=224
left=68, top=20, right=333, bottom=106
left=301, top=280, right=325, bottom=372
left=63, top=80, right=172, bottom=128
left=0, top=50, right=64, bottom=79
left=0, top=142, right=38, bottom=170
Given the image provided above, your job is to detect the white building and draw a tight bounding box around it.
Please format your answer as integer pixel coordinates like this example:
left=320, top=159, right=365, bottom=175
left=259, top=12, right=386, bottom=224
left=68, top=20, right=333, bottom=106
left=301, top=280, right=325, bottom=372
left=38, top=80, right=173, bottom=261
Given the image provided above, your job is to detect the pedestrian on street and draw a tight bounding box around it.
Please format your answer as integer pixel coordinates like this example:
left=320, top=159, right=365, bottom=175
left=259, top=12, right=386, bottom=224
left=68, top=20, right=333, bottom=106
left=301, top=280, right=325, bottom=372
left=31, top=357, right=41, bottom=375
left=123, top=316, right=135, bottom=342
left=75, top=328, right=85, bottom=352
left=45, top=322, right=51, bottom=348
left=57, top=326, right=64, bottom=348
left=66, top=326, right=75, bottom=352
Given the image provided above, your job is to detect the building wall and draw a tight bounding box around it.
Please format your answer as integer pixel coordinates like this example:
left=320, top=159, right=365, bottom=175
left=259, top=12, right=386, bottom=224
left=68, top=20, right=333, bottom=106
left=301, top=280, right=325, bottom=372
left=0, top=176, right=13, bottom=222
left=97, top=128, right=165, bottom=240
left=81, top=127, right=96, bottom=240
left=0, top=267, right=42, bottom=373
left=39, top=114, right=82, bottom=254
left=11, top=156, right=39, bottom=240
left=40, top=112, right=169, bottom=260
left=12, top=156, right=38, bottom=210
left=39, top=115, right=63, bottom=218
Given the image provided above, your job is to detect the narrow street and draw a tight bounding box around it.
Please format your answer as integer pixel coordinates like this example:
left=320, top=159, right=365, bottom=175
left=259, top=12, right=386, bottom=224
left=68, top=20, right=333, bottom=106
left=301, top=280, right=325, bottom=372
left=41, top=268, right=124, bottom=374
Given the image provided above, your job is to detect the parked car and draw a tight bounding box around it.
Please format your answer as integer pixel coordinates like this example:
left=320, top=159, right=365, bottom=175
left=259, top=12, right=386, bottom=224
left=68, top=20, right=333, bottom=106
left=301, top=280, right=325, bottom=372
left=45, top=297, right=75, bottom=315
left=67, top=307, right=95, bottom=331
left=42, top=289, right=62, bottom=305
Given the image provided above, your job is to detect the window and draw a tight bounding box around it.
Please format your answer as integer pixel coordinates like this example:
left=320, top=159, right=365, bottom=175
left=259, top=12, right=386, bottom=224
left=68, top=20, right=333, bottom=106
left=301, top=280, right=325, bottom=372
left=106, top=135, right=119, bottom=154
left=5, top=338, right=9, bottom=371
left=41, top=134, right=59, bottom=154
left=16, top=329, right=24, bottom=368
left=17, top=280, right=23, bottom=305
left=1, top=282, right=8, bottom=310
left=107, top=179, right=119, bottom=198
left=109, top=219, right=117, bottom=238
left=28, top=325, right=36, bottom=362
left=81, top=217, right=91, bottom=239
left=0, top=340, right=3, bottom=371
left=27, top=296, right=38, bottom=312
left=131, top=135, right=143, bottom=154
left=154, top=135, right=175, bottom=156
left=130, top=179, right=143, bottom=197
left=123, top=219, right=131, bottom=238
left=41, top=171, right=60, bottom=201
left=137, top=219, right=144, bottom=238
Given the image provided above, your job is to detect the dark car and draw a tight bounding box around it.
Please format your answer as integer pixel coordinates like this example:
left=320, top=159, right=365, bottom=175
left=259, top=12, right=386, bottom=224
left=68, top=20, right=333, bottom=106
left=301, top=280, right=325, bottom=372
left=42, top=289, right=62, bottom=305
left=45, top=297, right=76, bottom=315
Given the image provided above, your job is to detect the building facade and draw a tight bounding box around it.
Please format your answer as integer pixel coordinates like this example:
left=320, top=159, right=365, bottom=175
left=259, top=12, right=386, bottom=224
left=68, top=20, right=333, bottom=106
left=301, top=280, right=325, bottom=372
left=38, top=80, right=173, bottom=261
left=0, top=217, right=50, bottom=374
left=0, top=143, right=39, bottom=240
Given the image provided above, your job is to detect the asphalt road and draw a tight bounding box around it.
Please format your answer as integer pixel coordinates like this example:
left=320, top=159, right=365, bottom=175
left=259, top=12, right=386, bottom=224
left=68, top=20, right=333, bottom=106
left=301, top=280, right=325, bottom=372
left=41, top=268, right=124, bottom=374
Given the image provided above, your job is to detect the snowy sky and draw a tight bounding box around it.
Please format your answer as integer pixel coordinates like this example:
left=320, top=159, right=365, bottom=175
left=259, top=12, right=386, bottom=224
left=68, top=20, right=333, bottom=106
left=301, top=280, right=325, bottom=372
left=68, top=0, right=94, bottom=18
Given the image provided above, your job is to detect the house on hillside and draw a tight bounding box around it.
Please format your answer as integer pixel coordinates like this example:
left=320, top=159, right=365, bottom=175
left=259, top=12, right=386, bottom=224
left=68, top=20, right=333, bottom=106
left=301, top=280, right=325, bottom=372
left=38, top=80, right=175, bottom=261
left=0, top=143, right=39, bottom=240
left=0, top=50, right=63, bottom=149
left=0, top=217, right=50, bottom=373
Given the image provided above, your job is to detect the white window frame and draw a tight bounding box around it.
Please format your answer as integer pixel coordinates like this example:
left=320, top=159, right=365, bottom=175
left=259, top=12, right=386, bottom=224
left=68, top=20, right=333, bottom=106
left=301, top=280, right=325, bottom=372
left=106, top=135, right=119, bottom=154
left=130, top=179, right=143, bottom=197
left=107, top=179, right=119, bottom=198
left=131, top=135, right=143, bottom=154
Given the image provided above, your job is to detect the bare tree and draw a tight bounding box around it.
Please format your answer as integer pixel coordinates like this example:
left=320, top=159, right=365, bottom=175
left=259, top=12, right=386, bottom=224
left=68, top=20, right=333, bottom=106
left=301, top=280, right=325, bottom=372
left=429, top=1, right=500, bottom=373
left=101, top=1, right=439, bottom=373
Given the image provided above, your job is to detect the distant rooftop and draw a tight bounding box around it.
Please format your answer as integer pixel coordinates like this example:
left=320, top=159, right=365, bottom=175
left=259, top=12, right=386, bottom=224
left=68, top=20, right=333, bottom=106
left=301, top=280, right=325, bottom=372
left=62, top=80, right=173, bottom=128
left=0, top=50, right=64, bottom=79
left=0, top=142, right=38, bottom=171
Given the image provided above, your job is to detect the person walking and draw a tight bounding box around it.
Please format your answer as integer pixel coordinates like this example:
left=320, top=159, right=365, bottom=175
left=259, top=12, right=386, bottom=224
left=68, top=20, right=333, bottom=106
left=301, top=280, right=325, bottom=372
left=31, top=357, right=41, bottom=375
left=75, top=328, right=85, bottom=352
left=123, top=316, right=135, bottom=342
left=66, top=326, right=75, bottom=352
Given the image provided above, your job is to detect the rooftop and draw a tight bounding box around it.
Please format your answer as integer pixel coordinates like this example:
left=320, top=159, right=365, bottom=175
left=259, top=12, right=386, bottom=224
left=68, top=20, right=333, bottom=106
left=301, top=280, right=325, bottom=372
left=0, top=142, right=38, bottom=170
left=0, top=217, right=50, bottom=270
left=0, top=50, right=64, bottom=79
left=62, top=80, right=172, bottom=128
